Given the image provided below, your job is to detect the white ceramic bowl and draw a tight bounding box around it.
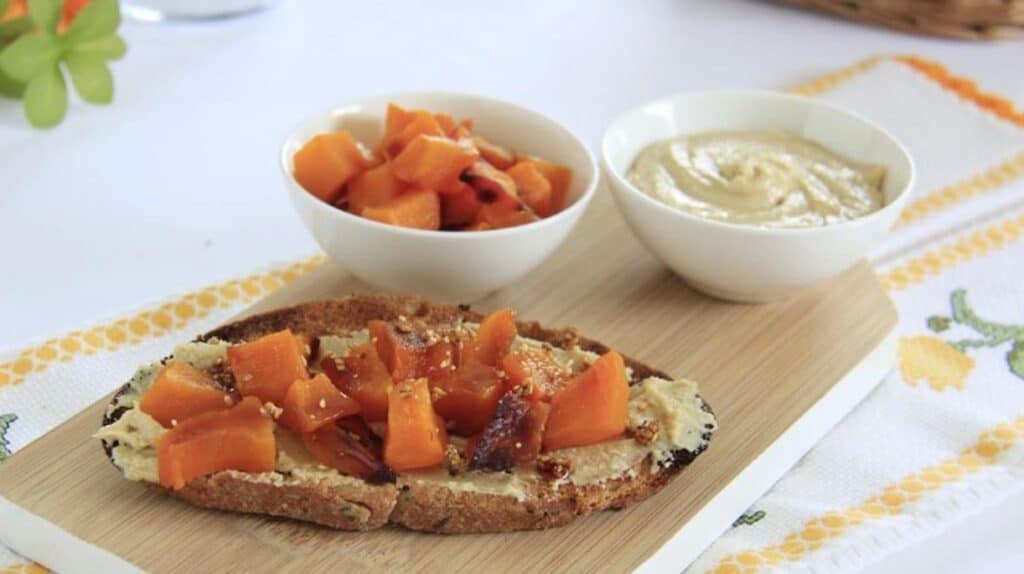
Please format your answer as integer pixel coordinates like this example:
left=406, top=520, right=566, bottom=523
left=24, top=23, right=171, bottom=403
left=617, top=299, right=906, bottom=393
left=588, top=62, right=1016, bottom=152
left=602, top=91, right=914, bottom=302
left=282, top=93, right=598, bottom=302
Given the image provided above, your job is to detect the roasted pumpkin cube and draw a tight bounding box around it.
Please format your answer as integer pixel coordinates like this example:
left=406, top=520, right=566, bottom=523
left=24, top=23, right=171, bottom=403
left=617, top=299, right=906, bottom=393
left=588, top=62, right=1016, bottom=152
left=472, top=136, right=516, bottom=170
left=463, top=308, right=517, bottom=367
left=502, top=350, right=571, bottom=402
left=302, top=417, right=391, bottom=482
left=462, top=159, right=519, bottom=210
left=420, top=339, right=459, bottom=382
left=321, top=344, right=393, bottom=422
left=380, top=109, right=445, bottom=159
left=470, top=393, right=550, bottom=471
left=293, top=131, right=372, bottom=204
left=362, top=189, right=441, bottom=230
left=157, top=396, right=276, bottom=490
left=519, top=155, right=572, bottom=216
left=138, top=361, right=233, bottom=428
left=347, top=163, right=405, bottom=214
left=440, top=183, right=483, bottom=228
left=430, top=362, right=506, bottom=435
left=475, top=203, right=539, bottom=229
left=384, top=379, right=447, bottom=472
left=391, top=135, right=478, bottom=190
left=543, top=351, right=629, bottom=451
left=278, top=373, right=362, bottom=433
left=227, top=329, right=309, bottom=405
left=369, top=320, right=428, bottom=382
left=506, top=160, right=553, bottom=216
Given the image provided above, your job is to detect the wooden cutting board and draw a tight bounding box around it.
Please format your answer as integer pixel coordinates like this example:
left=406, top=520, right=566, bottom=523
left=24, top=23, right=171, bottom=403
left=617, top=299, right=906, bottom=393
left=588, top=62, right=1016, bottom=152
left=0, top=190, right=897, bottom=573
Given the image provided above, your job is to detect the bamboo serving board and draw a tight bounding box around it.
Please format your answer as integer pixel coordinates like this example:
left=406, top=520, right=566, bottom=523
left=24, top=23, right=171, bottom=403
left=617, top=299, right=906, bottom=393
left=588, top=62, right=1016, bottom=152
left=0, top=190, right=897, bottom=574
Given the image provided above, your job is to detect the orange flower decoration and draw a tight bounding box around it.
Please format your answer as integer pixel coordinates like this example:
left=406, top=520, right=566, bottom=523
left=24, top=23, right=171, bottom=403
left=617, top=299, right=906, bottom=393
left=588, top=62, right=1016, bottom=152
left=899, top=335, right=975, bottom=392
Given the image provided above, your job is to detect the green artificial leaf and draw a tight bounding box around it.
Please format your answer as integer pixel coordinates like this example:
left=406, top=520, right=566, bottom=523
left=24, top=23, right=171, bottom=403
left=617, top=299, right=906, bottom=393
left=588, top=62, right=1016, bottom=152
left=0, top=64, right=25, bottom=97
left=0, top=413, right=17, bottom=462
left=23, top=65, right=67, bottom=127
left=28, top=0, right=61, bottom=35
left=0, top=16, right=35, bottom=42
left=1009, top=340, right=1024, bottom=381
left=927, top=315, right=951, bottom=333
left=68, top=34, right=126, bottom=61
left=64, top=0, right=120, bottom=44
left=0, top=35, right=61, bottom=82
left=65, top=54, right=111, bottom=103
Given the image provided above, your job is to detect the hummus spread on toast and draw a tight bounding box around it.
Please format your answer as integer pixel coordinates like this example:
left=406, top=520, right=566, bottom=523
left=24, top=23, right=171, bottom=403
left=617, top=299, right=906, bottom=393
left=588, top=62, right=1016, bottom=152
left=97, top=329, right=715, bottom=498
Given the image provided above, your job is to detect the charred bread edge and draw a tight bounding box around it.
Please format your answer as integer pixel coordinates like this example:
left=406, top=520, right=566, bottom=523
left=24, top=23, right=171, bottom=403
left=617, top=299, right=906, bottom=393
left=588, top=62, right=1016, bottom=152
left=99, top=294, right=714, bottom=533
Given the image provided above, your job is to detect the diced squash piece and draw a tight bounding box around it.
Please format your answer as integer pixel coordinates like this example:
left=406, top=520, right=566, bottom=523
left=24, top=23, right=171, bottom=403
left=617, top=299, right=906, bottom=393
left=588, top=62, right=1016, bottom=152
left=543, top=351, right=629, bottom=451
left=293, top=131, right=371, bottom=204
left=302, top=417, right=391, bottom=482
left=520, top=155, right=572, bottom=216
left=391, top=135, right=478, bottom=190
left=440, top=183, right=483, bottom=228
left=279, top=373, right=362, bottom=433
left=475, top=203, right=539, bottom=229
left=472, top=136, right=516, bottom=170
left=502, top=350, right=571, bottom=402
left=448, top=118, right=474, bottom=140
left=384, top=379, right=447, bottom=472
left=139, top=362, right=233, bottom=428
left=227, top=329, right=309, bottom=405
left=434, top=113, right=456, bottom=134
left=430, top=362, right=506, bottom=435
left=362, top=189, right=441, bottom=230
left=321, top=344, right=393, bottom=422
left=157, top=396, right=275, bottom=490
left=463, top=308, right=517, bottom=367
left=470, top=393, right=550, bottom=471
left=506, top=161, right=552, bottom=216
left=384, top=103, right=416, bottom=139
left=420, top=340, right=459, bottom=382
left=347, top=163, right=405, bottom=214
left=462, top=160, right=519, bottom=210
left=369, top=320, right=428, bottom=381
left=380, top=112, right=445, bottom=159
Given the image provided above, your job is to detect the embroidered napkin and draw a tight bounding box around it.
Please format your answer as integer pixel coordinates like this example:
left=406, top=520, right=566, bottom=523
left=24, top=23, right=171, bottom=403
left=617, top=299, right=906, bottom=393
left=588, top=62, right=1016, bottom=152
left=2, top=56, right=1024, bottom=573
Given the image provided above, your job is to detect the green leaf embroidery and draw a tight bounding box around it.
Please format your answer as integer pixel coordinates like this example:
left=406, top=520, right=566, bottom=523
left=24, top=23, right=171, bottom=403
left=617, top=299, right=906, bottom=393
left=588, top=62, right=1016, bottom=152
left=1008, top=340, right=1024, bottom=381
left=0, top=34, right=61, bottom=83
left=66, top=54, right=111, bottom=103
left=0, top=413, right=17, bottom=462
left=64, top=0, right=120, bottom=44
left=68, top=34, right=126, bottom=61
left=24, top=65, right=67, bottom=128
left=732, top=510, right=766, bottom=527
left=927, top=315, right=951, bottom=333
left=28, top=0, right=61, bottom=35
left=950, top=289, right=1023, bottom=344
left=0, top=15, right=35, bottom=42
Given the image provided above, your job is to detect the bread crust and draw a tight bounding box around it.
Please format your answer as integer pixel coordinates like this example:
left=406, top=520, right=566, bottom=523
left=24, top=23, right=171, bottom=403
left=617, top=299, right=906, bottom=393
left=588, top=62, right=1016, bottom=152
left=101, top=294, right=714, bottom=533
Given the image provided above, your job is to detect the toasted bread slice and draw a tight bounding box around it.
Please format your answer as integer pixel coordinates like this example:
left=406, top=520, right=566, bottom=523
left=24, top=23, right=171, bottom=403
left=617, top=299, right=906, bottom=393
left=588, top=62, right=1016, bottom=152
left=99, top=295, right=714, bottom=533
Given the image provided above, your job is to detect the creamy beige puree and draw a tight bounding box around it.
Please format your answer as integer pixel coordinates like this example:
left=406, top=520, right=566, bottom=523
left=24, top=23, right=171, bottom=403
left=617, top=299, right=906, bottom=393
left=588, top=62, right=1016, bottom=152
left=627, top=130, right=886, bottom=228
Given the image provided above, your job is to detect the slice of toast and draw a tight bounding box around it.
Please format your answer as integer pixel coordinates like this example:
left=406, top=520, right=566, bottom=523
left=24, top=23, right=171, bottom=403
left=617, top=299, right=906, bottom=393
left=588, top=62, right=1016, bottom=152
left=98, top=295, right=715, bottom=533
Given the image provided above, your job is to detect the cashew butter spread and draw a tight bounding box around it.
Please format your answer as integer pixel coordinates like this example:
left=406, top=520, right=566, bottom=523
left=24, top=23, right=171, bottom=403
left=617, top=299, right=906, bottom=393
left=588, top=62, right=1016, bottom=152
left=96, top=330, right=715, bottom=498
left=627, top=130, right=886, bottom=228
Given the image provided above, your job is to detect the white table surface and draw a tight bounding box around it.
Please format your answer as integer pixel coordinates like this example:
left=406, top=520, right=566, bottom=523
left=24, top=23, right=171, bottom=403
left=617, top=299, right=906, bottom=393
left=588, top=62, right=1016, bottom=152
left=1, top=0, right=1022, bottom=571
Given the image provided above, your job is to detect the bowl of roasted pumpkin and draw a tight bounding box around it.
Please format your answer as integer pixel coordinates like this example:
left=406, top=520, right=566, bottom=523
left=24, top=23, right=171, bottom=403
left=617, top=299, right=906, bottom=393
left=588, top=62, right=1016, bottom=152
left=281, top=93, right=598, bottom=301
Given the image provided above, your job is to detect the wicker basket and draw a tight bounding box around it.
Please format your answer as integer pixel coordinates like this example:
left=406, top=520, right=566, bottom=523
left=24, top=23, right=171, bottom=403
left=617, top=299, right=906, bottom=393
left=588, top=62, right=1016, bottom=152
left=779, top=0, right=1024, bottom=40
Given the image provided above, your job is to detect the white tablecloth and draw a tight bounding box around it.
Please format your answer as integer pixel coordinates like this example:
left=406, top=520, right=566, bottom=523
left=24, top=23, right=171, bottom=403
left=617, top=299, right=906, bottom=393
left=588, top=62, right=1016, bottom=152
left=2, top=1, right=1023, bottom=572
